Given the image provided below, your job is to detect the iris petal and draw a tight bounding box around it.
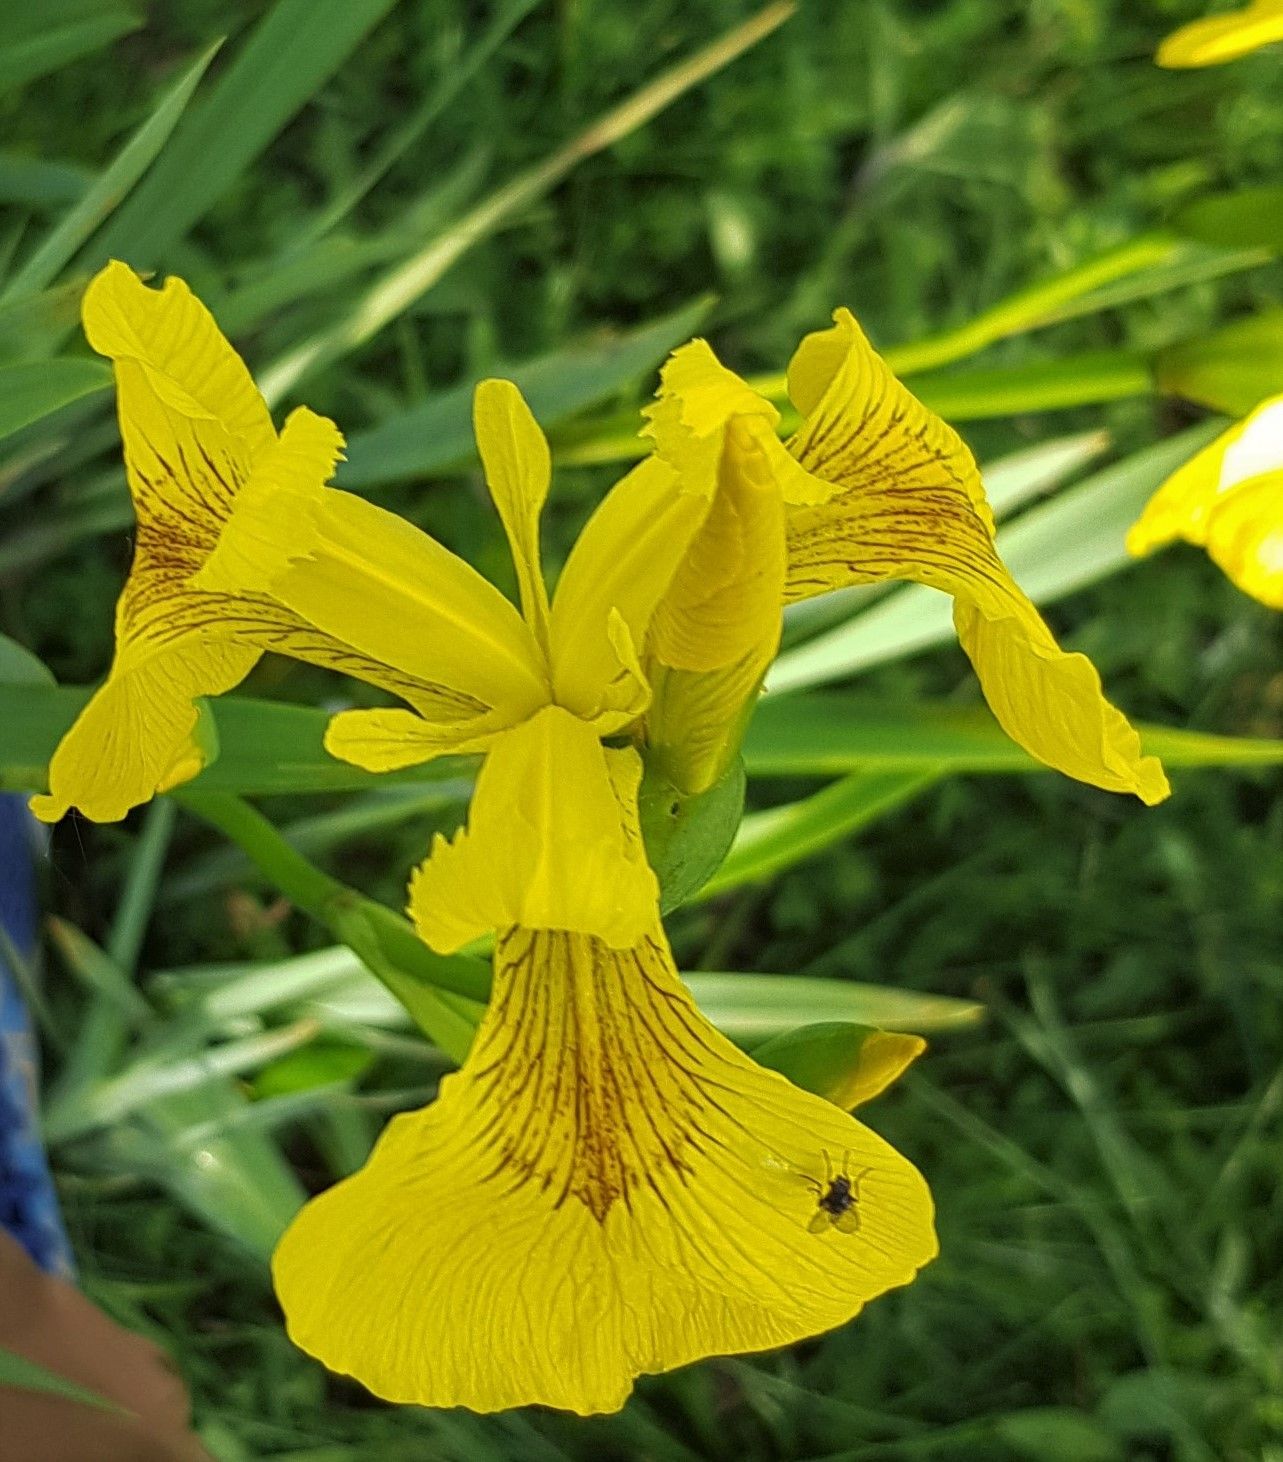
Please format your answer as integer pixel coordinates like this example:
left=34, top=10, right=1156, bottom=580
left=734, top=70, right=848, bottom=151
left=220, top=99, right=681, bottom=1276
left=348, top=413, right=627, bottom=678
left=273, top=924, right=936, bottom=1416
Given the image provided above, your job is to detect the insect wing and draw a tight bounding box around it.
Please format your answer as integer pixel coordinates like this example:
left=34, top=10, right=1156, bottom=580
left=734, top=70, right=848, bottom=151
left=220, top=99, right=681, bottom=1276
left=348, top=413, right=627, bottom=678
left=833, top=1205, right=862, bottom=1235
left=807, top=1209, right=833, bottom=1235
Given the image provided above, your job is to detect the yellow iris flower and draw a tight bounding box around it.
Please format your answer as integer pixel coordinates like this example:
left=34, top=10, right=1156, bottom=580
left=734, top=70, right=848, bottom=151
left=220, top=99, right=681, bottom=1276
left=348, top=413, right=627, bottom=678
left=642, top=310, right=1170, bottom=806
left=1128, top=393, right=1283, bottom=607
left=244, top=377, right=936, bottom=1414
left=31, top=262, right=476, bottom=824
left=1157, top=1, right=1283, bottom=66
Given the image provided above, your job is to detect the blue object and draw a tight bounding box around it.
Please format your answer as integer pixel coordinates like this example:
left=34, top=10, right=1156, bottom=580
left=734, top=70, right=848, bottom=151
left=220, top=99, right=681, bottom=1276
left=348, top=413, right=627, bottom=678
left=0, top=794, right=73, bottom=1276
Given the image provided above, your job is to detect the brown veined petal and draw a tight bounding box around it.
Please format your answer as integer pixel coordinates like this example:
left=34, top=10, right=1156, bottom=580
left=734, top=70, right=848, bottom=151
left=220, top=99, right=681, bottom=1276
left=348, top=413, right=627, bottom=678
left=203, top=486, right=549, bottom=727
left=782, top=309, right=1168, bottom=805
left=84, top=261, right=275, bottom=572
left=272, top=924, right=937, bottom=1416
left=30, top=638, right=258, bottom=824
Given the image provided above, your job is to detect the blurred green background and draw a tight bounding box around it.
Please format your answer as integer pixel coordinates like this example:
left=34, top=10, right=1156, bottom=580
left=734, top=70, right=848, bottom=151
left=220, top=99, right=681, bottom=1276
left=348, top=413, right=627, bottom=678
left=4, top=1, right=1283, bottom=1457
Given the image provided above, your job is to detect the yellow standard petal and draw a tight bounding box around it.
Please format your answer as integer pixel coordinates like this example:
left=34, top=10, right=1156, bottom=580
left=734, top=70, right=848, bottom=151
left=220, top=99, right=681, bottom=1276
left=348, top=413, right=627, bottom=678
left=548, top=456, right=707, bottom=726
left=408, top=705, right=659, bottom=952
left=473, top=379, right=553, bottom=649
left=1129, top=394, right=1283, bottom=608
left=272, top=923, right=937, bottom=1415
left=781, top=309, right=1169, bottom=805
left=645, top=415, right=788, bottom=793
left=1157, top=1, right=1283, bottom=67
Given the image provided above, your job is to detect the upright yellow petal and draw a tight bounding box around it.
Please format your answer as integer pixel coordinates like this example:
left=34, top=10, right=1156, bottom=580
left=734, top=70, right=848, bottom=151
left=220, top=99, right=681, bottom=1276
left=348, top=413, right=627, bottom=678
left=549, top=456, right=707, bottom=722
left=646, top=338, right=829, bottom=507
left=646, top=416, right=787, bottom=793
left=409, top=706, right=658, bottom=952
left=1157, top=0, right=1283, bottom=66
left=782, top=310, right=1168, bottom=804
left=473, top=379, right=552, bottom=648
left=273, top=924, right=936, bottom=1416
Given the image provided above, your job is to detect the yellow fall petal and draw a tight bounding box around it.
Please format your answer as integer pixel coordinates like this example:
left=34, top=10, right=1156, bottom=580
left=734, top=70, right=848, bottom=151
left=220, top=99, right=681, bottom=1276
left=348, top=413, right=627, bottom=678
left=84, top=259, right=275, bottom=470
left=783, top=309, right=1168, bottom=805
left=273, top=924, right=936, bottom=1416
left=30, top=640, right=257, bottom=823
left=1157, top=0, right=1283, bottom=66
left=408, top=705, right=658, bottom=952
left=473, top=379, right=553, bottom=648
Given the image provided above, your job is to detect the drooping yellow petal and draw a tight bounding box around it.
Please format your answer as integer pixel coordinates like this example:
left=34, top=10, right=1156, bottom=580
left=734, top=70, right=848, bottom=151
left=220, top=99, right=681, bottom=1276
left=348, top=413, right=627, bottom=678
left=549, top=456, right=707, bottom=723
left=1128, top=395, right=1283, bottom=610
left=1157, top=0, right=1283, bottom=66
left=473, top=379, right=553, bottom=648
left=408, top=705, right=658, bottom=952
left=272, top=924, right=936, bottom=1416
left=782, top=309, right=1168, bottom=805
left=30, top=640, right=257, bottom=823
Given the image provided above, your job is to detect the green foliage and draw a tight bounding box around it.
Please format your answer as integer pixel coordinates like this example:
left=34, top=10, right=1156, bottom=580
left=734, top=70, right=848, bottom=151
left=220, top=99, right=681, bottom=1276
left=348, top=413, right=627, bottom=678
left=2, top=0, right=1282, bottom=1456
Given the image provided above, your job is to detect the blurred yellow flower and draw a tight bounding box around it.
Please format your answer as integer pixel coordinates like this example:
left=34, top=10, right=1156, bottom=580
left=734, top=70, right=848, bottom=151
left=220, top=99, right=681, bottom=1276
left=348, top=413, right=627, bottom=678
left=644, top=310, right=1170, bottom=805
left=1157, top=1, right=1283, bottom=67
left=1128, top=394, right=1283, bottom=607
left=31, top=263, right=466, bottom=823
left=255, top=384, right=936, bottom=1413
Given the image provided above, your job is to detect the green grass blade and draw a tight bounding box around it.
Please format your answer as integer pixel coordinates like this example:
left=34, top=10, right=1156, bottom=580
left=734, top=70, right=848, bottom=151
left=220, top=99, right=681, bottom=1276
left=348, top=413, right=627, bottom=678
left=768, top=421, right=1223, bottom=693
left=0, top=359, right=111, bottom=445
left=742, top=697, right=1283, bottom=776
left=84, top=0, right=399, bottom=270
left=10, top=677, right=1283, bottom=800
left=339, top=297, right=714, bottom=489
left=0, top=1348, right=123, bottom=1415
left=4, top=43, right=219, bottom=301
left=259, top=1, right=796, bottom=402
left=0, top=5, right=140, bottom=98
left=683, top=972, right=983, bottom=1039
left=698, top=771, right=939, bottom=899
left=288, top=0, right=541, bottom=253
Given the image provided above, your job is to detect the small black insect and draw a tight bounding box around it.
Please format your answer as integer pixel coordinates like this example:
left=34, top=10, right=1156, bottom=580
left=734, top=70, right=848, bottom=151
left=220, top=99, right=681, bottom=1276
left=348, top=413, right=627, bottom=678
left=806, top=1151, right=872, bottom=1235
